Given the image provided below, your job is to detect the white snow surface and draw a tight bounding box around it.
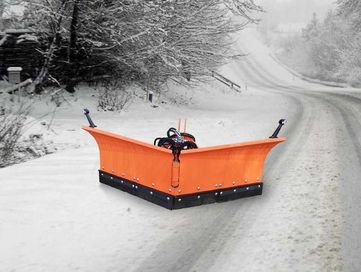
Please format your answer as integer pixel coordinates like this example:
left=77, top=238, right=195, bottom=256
left=0, top=27, right=351, bottom=271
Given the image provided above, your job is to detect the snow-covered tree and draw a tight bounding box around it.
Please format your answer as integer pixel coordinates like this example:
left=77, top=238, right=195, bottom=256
left=0, top=0, right=24, bottom=30
left=278, top=2, right=361, bottom=85
left=337, top=0, right=361, bottom=31
left=23, top=0, right=262, bottom=92
left=336, top=0, right=361, bottom=85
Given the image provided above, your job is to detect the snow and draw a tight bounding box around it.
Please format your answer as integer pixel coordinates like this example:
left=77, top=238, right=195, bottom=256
left=0, top=81, right=291, bottom=271
left=0, top=27, right=350, bottom=271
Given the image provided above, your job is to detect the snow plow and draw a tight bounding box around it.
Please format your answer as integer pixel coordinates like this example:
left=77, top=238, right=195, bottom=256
left=83, top=109, right=286, bottom=209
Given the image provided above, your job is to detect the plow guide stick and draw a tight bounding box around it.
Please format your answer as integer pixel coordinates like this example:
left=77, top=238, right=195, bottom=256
left=83, top=126, right=286, bottom=209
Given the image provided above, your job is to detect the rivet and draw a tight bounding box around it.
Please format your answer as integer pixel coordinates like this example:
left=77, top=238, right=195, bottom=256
left=197, top=195, right=200, bottom=199
left=101, top=173, right=104, bottom=176
left=220, top=192, right=223, bottom=195
left=214, top=184, right=218, bottom=187
left=121, top=173, right=125, bottom=176
left=150, top=191, right=153, bottom=195
left=219, top=184, right=222, bottom=187
left=178, top=189, right=182, bottom=193
left=215, top=192, right=218, bottom=196
left=167, top=197, right=170, bottom=201
left=257, top=177, right=260, bottom=180
left=110, top=177, right=113, bottom=180
left=135, top=186, right=138, bottom=189
left=112, top=170, right=114, bottom=173
left=178, top=198, right=182, bottom=202
left=152, top=183, right=155, bottom=187
left=168, top=188, right=172, bottom=192
left=233, top=189, right=237, bottom=192
left=246, top=187, right=249, bottom=190
left=258, top=185, right=261, bottom=188
left=197, top=186, right=200, bottom=190
left=132, top=185, right=134, bottom=188
left=232, top=181, right=236, bottom=185
left=136, top=178, right=139, bottom=181
left=102, top=167, right=105, bottom=170
left=245, top=179, right=248, bottom=183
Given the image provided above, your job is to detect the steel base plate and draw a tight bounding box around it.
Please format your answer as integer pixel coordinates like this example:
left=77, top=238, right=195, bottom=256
left=99, top=170, right=263, bottom=210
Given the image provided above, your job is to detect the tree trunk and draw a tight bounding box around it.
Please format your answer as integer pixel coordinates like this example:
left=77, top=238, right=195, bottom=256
left=0, top=1, right=5, bottom=31
left=30, top=0, right=68, bottom=93
left=65, top=0, right=79, bottom=93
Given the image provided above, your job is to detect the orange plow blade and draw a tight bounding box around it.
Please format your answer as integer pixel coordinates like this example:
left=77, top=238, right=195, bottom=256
left=83, top=125, right=286, bottom=209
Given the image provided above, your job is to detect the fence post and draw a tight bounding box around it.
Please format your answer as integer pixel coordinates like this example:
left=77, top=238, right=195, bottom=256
left=7, top=67, right=22, bottom=84
left=148, top=91, right=153, bottom=103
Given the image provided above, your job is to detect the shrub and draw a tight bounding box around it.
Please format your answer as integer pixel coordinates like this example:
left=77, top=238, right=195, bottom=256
left=346, top=67, right=361, bottom=87
left=97, top=81, right=133, bottom=112
left=0, top=101, right=31, bottom=167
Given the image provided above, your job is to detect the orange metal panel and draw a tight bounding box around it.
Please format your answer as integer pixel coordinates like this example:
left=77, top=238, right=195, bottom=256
left=83, top=127, right=174, bottom=194
left=83, top=126, right=285, bottom=197
left=177, top=138, right=286, bottom=194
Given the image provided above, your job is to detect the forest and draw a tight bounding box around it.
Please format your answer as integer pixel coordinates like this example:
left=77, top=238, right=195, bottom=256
left=1, top=0, right=261, bottom=93
left=274, top=0, right=361, bottom=87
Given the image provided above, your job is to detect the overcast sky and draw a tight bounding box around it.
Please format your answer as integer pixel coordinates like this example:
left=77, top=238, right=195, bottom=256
left=9, top=0, right=335, bottom=30
left=256, top=0, right=337, bottom=29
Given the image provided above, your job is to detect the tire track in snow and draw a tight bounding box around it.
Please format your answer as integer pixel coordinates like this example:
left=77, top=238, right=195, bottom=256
left=133, top=58, right=308, bottom=272
left=133, top=46, right=361, bottom=272
left=244, top=52, right=361, bottom=271
left=307, top=92, right=361, bottom=272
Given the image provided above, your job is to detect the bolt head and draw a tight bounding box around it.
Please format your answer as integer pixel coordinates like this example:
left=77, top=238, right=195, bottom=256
left=178, top=198, right=182, bottom=202
left=246, top=187, right=249, bottom=190
left=197, top=195, right=200, bottom=199
left=150, top=191, right=153, bottom=195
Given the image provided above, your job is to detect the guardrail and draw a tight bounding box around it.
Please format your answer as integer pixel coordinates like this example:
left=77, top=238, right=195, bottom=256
left=211, top=70, right=241, bottom=92
left=269, top=53, right=348, bottom=88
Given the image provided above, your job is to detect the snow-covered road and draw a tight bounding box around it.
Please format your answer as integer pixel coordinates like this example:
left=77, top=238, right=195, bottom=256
left=1, top=29, right=360, bottom=271
left=232, top=30, right=361, bottom=271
